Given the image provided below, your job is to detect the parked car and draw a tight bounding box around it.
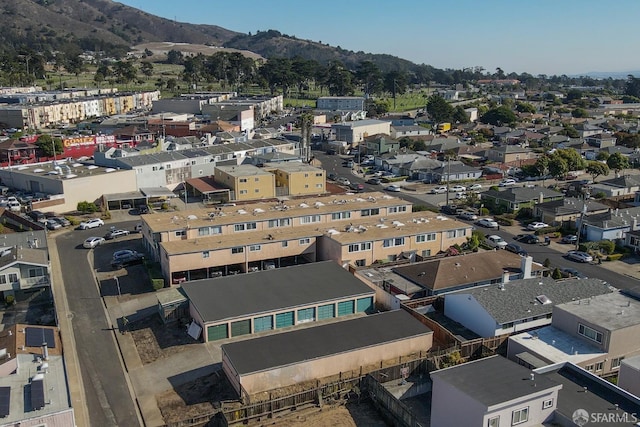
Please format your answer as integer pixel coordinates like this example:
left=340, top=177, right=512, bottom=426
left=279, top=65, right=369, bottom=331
left=514, top=234, right=540, bottom=244
left=565, top=251, right=593, bottom=263
left=431, top=186, right=448, bottom=194
left=336, top=177, right=351, bottom=186
left=449, top=185, right=466, bottom=193
left=137, top=205, right=150, bottom=214
left=455, top=192, right=467, bottom=200
left=560, top=267, right=587, bottom=278
left=105, top=229, right=130, bottom=240
left=527, top=222, right=550, bottom=231
left=328, top=173, right=338, bottom=181
left=458, top=211, right=478, bottom=221
left=366, top=177, right=381, bottom=185
left=505, top=243, right=528, bottom=256
left=343, top=160, right=354, bottom=168
left=27, top=210, right=47, bottom=223
left=477, top=218, right=499, bottom=228
left=78, top=218, right=104, bottom=230
left=561, top=235, right=578, bottom=244
left=499, top=179, right=517, bottom=187
left=384, top=184, right=401, bottom=192
left=45, top=219, right=62, bottom=230
left=468, top=183, right=483, bottom=191
left=83, top=236, right=105, bottom=249
left=133, top=223, right=143, bottom=233
left=485, top=235, right=508, bottom=249
left=112, top=249, right=138, bottom=262
left=349, top=182, right=365, bottom=192
left=441, top=205, right=464, bottom=215
left=111, top=251, right=145, bottom=269
left=52, top=216, right=71, bottom=227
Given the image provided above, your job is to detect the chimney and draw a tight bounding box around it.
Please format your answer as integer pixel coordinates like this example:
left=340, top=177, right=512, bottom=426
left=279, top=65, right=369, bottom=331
left=502, top=271, right=510, bottom=284
left=521, top=256, right=533, bottom=278
left=33, top=238, right=38, bottom=248
left=530, top=373, right=535, bottom=381
left=41, top=343, right=49, bottom=361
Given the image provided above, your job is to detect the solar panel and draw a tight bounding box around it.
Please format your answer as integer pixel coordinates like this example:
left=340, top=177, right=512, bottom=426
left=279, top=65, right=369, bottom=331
left=0, top=386, right=10, bottom=417
left=31, top=379, right=45, bottom=410
left=24, top=327, right=56, bottom=349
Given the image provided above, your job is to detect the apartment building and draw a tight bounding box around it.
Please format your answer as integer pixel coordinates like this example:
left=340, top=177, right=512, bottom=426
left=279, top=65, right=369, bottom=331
left=262, top=162, right=326, bottom=196
left=214, top=165, right=276, bottom=201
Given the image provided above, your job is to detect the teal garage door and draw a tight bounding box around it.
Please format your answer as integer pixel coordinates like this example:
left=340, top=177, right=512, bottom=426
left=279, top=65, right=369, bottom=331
left=207, top=324, right=228, bottom=341
left=356, top=297, right=374, bottom=313
left=275, top=311, right=294, bottom=328
left=254, top=315, right=273, bottom=332
left=231, top=319, right=251, bottom=337
left=337, top=300, right=355, bottom=316
left=297, top=307, right=315, bottom=323
left=317, top=304, right=335, bottom=320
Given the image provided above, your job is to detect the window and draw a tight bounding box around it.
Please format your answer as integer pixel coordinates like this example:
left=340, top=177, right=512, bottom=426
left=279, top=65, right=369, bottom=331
left=239, top=178, right=247, bottom=183
left=388, top=205, right=407, bottom=214
left=611, top=357, right=624, bottom=370
left=231, top=247, right=244, bottom=254
left=268, top=218, right=291, bottom=228
left=234, top=222, right=257, bottom=232
left=585, top=364, right=594, bottom=372
left=282, top=241, right=289, bottom=248
left=447, top=228, right=467, bottom=238
left=202, top=251, right=210, bottom=258
left=488, top=416, right=500, bottom=427
left=416, top=233, right=436, bottom=243
left=316, top=183, right=323, bottom=188
left=299, top=238, right=310, bottom=245
left=578, top=323, right=603, bottom=344
left=422, top=249, right=431, bottom=257
left=0, top=275, right=5, bottom=285
left=361, top=208, right=380, bottom=217
left=249, top=245, right=261, bottom=252
left=348, top=242, right=372, bottom=252
left=175, top=230, right=186, bottom=237
left=8, top=273, right=17, bottom=283
left=383, top=237, right=405, bottom=247
left=199, top=226, right=221, bottom=236
left=511, top=407, right=528, bottom=425
left=300, top=215, right=321, bottom=224
left=332, top=212, right=351, bottom=220
left=542, top=399, right=554, bottom=409
left=28, top=268, right=43, bottom=277
left=254, top=177, right=259, bottom=182
left=239, top=190, right=248, bottom=195
left=315, top=173, right=323, bottom=177
left=595, top=361, right=604, bottom=372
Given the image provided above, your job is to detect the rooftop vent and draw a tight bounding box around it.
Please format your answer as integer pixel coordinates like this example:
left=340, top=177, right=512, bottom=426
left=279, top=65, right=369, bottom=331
left=536, top=295, right=552, bottom=305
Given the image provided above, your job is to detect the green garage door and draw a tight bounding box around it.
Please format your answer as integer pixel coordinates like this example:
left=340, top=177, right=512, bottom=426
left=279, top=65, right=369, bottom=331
left=207, top=324, right=228, bottom=342
left=275, top=311, right=294, bottom=329
left=317, top=304, right=335, bottom=320
left=231, top=319, right=251, bottom=337
left=297, top=307, right=315, bottom=323
left=337, top=300, right=355, bottom=317
left=254, top=315, right=273, bottom=333
left=356, top=297, right=374, bottom=313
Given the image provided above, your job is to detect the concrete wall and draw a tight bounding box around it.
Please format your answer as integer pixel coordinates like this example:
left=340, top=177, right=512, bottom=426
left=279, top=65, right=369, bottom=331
left=445, top=294, right=498, bottom=338
left=618, top=358, right=640, bottom=398
left=231, top=334, right=432, bottom=395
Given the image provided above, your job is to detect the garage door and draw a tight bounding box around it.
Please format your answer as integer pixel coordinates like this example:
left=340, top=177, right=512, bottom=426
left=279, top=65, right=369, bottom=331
left=253, top=315, right=273, bottom=333
left=297, top=307, right=315, bottom=323
left=356, top=297, right=374, bottom=313
left=207, top=324, right=228, bottom=342
left=275, top=311, right=294, bottom=329
left=337, top=300, right=355, bottom=317
left=317, top=304, right=335, bottom=320
left=231, top=319, right=251, bottom=337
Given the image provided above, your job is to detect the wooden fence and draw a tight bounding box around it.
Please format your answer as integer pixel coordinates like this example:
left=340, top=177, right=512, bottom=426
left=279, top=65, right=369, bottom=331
left=364, top=374, right=425, bottom=427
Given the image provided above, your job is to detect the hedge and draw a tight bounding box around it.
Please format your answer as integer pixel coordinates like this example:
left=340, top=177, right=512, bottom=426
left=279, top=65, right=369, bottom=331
left=151, top=278, right=165, bottom=290
left=606, top=254, right=624, bottom=261
left=494, top=215, right=514, bottom=226
left=534, top=226, right=561, bottom=235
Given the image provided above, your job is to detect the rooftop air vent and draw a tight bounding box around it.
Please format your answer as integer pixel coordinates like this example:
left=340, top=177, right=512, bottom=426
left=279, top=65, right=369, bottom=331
left=536, top=295, right=552, bottom=305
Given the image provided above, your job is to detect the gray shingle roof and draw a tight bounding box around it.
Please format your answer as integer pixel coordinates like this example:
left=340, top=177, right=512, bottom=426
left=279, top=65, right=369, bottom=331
left=482, top=186, right=563, bottom=202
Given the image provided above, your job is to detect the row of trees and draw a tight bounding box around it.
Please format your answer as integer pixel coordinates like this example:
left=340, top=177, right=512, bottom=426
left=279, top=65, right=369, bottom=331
left=531, top=149, right=629, bottom=181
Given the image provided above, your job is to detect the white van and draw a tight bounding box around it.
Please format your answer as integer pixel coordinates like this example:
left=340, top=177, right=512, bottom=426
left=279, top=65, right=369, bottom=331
left=6, top=201, right=21, bottom=212
left=485, top=235, right=508, bottom=249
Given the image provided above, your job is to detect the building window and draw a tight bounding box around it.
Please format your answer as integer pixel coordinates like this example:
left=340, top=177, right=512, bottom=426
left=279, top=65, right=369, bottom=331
left=255, top=188, right=260, bottom=193
left=239, top=190, right=248, bottom=195
left=231, top=247, right=244, bottom=254
left=202, top=251, right=210, bottom=258
left=361, top=208, right=380, bottom=217
left=300, top=215, right=321, bottom=224
left=611, top=357, right=624, bottom=370
left=511, top=407, right=529, bottom=425
left=585, top=364, right=594, bottom=372
left=174, top=230, right=186, bottom=237
left=8, top=273, right=17, bottom=283
left=268, top=218, right=291, bottom=228
left=542, top=399, right=554, bottom=409
left=199, top=226, right=221, bottom=236
left=282, top=241, right=289, bottom=248
left=388, top=205, right=407, bottom=214
left=332, top=212, right=351, bottom=220
left=0, top=275, right=5, bottom=284
left=488, top=416, right=500, bottom=427
left=316, top=173, right=323, bottom=177
left=235, top=222, right=257, bottom=232
left=249, top=245, right=261, bottom=252
left=416, top=233, right=436, bottom=243
left=348, top=242, right=372, bottom=252
left=422, top=249, right=431, bottom=257
left=383, top=237, right=405, bottom=247
left=578, top=323, right=603, bottom=344
left=595, top=361, right=604, bottom=372
left=316, top=184, right=323, bottom=188
left=299, top=238, right=310, bottom=245
left=28, top=268, right=44, bottom=277
left=239, top=178, right=247, bottom=183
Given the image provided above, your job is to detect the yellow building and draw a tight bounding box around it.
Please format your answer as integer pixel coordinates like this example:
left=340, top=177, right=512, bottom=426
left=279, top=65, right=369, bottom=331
left=263, top=163, right=326, bottom=196
left=214, top=165, right=276, bottom=201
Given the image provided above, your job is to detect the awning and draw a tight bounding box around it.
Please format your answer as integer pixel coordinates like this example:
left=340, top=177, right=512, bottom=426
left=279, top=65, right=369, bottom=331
left=103, top=191, right=145, bottom=202
left=140, top=187, right=177, bottom=198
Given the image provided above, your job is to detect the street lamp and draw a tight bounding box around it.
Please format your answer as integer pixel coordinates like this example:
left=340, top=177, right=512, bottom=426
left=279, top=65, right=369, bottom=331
left=114, top=276, right=121, bottom=297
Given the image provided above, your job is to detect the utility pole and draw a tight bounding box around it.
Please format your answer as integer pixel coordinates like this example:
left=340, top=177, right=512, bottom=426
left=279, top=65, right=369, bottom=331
left=445, top=156, right=451, bottom=206
left=393, top=79, right=397, bottom=111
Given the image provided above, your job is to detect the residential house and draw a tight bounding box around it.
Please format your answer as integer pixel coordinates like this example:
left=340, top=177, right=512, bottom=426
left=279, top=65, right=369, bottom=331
left=590, top=175, right=640, bottom=198
left=617, top=355, right=640, bottom=398
left=508, top=292, right=640, bottom=377
left=0, top=139, right=37, bottom=166
left=332, top=120, right=391, bottom=145
left=363, top=135, right=400, bottom=155
left=534, top=197, right=609, bottom=227
left=464, top=107, right=478, bottom=122
left=423, top=163, right=483, bottom=183
left=0, top=244, right=50, bottom=302
left=214, top=165, right=276, bottom=201
left=430, top=356, right=561, bottom=427
left=390, top=125, right=431, bottom=139
left=481, top=186, right=564, bottom=214
left=585, top=133, right=617, bottom=148
left=112, top=125, right=155, bottom=144
left=486, top=145, right=537, bottom=164
left=444, top=277, right=611, bottom=338
left=316, top=96, right=365, bottom=111
left=574, top=123, right=603, bottom=138
left=582, top=206, right=640, bottom=243
left=262, top=162, right=326, bottom=197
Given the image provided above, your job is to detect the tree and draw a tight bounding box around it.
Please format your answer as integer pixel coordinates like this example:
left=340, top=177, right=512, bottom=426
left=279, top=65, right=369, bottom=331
left=35, top=134, right=63, bottom=157
left=551, top=267, right=563, bottom=280
left=571, top=108, right=589, bottom=118
left=625, top=75, right=640, bottom=99
left=355, top=60, right=382, bottom=96
left=606, top=152, right=630, bottom=176
left=596, top=151, right=610, bottom=161
left=166, top=49, right=184, bottom=65
left=548, top=156, right=569, bottom=179
left=452, top=106, right=470, bottom=124
left=515, top=102, right=536, bottom=113
left=480, top=106, right=517, bottom=126
left=426, top=95, right=454, bottom=123
left=140, top=61, right=154, bottom=79
left=554, top=148, right=586, bottom=171
left=586, top=161, right=609, bottom=182
left=325, top=61, right=354, bottom=96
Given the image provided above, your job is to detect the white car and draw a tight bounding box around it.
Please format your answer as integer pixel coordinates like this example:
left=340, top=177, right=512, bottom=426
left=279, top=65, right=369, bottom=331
left=336, top=177, right=351, bottom=186
left=468, top=183, right=483, bottom=191
left=449, top=185, right=466, bottom=193
left=458, top=212, right=478, bottom=221
left=83, top=236, right=105, bottom=249
left=477, top=218, right=499, bottom=228
left=455, top=192, right=467, bottom=200
left=385, top=185, right=401, bottom=192
left=527, top=222, right=549, bottom=231
left=78, top=218, right=104, bottom=230
left=431, top=186, right=448, bottom=194
left=565, top=251, right=593, bottom=263
left=486, top=235, right=508, bottom=249
left=499, top=179, right=517, bottom=187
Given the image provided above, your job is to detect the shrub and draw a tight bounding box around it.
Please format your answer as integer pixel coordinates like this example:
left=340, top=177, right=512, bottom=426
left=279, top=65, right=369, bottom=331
left=479, top=207, right=489, bottom=216
left=551, top=267, right=563, bottom=279
left=494, top=215, right=514, bottom=226
left=77, top=201, right=98, bottom=213
left=593, top=192, right=606, bottom=199
left=597, top=240, right=615, bottom=255
left=534, top=226, right=561, bottom=235
left=606, top=253, right=624, bottom=261
left=151, top=278, right=165, bottom=290
left=543, top=258, right=551, bottom=268
left=161, top=202, right=169, bottom=210
left=516, top=208, right=533, bottom=219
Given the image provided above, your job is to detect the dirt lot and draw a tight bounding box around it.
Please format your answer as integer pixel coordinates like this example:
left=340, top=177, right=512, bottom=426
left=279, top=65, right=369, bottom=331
left=129, top=313, right=198, bottom=365
left=260, top=402, right=388, bottom=427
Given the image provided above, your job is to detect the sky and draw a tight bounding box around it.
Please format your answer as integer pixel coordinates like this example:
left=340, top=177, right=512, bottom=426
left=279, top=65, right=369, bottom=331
left=117, top=0, right=640, bottom=77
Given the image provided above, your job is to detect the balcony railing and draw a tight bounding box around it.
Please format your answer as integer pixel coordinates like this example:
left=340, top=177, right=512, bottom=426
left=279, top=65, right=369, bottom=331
left=19, top=276, right=50, bottom=288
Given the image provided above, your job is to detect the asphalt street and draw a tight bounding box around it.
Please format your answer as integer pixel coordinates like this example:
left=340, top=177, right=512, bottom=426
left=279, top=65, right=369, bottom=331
left=55, top=220, right=141, bottom=427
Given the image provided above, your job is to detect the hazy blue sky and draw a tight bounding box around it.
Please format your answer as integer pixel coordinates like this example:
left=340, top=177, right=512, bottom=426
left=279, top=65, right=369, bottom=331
left=117, top=0, right=640, bottom=76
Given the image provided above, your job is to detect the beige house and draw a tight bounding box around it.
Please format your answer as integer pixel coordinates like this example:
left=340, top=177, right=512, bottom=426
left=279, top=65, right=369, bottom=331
left=262, top=162, right=326, bottom=196
left=0, top=246, right=50, bottom=300
left=214, top=165, right=276, bottom=201
left=508, top=292, right=640, bottom=377
left=486, top=145, right=537, bottom=164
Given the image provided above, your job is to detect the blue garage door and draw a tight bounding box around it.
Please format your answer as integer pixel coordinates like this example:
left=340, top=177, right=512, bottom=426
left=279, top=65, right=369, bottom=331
left=356, top=297, right=374, bottom=313
left=337, top=300, right=355, bottom=317
left=317, top=304, right=335, bottom=320
left=275, top=311, right=294, bottom=329
left=297, top=307, right=315, bottom=323
left=231, top=319, right=251, bottom=337
left=253, top=315, right=273, bottom=333
left=207, top=324, right=228, bottom=342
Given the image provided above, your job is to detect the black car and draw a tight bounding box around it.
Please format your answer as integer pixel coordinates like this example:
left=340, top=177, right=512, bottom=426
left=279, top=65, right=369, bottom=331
left=366, top=177, right=381, bottom=185
left=505, top=243, right=528, bottom=256
left=514, top=234, right=539, bottom=244
left=328, top=172, right=338, bottom=181
left=111, top=252, right=144, bottom=269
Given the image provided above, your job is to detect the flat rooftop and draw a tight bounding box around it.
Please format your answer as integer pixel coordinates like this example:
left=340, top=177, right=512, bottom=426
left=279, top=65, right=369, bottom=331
left=215, top=164, right=274, bottom=177
left=222, top=310, right=432, bottom=375
left=1, top=159, right=128, bottom=179
left=430, top=355, right=560, bottom=408
left=181, top=261, right=374, bottom=323
left=555, top=292, right=640, bottom=331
